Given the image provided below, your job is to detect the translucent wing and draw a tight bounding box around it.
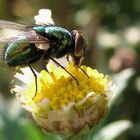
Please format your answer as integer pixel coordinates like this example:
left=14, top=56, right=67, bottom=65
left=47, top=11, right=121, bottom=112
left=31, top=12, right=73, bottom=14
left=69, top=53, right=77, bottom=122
left=0, top=20, right=50, bottom=50
left=0, top=31, right=48, bottom=44
left=0, top=20, right=33, bottom=31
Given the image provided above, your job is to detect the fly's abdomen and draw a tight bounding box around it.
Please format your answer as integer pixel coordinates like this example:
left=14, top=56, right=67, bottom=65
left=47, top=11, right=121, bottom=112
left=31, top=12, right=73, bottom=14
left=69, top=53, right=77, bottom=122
left=4, top=43, right=43, bottom=66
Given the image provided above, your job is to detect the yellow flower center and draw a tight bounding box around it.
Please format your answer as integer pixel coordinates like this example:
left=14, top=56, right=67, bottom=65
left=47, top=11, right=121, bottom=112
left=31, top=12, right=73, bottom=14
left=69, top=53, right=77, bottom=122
left=26, top=63, right=110, bottom=110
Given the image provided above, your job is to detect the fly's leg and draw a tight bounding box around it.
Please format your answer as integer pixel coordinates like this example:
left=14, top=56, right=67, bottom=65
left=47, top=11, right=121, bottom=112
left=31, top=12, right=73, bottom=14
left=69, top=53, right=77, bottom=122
left=74, top=56, right=89, bottom=78
left=28, top=64, right=37, bottom=98
left=66, top=54, right=89, bottom=78
left=77, top=65, right=89, bottom=78
left=49, top=57, right=79, bottom=85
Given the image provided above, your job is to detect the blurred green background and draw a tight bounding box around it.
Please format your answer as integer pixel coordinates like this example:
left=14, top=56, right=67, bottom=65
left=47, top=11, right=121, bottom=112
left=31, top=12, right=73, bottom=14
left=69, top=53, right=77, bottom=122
left=0, top=0, right=140, bottom=140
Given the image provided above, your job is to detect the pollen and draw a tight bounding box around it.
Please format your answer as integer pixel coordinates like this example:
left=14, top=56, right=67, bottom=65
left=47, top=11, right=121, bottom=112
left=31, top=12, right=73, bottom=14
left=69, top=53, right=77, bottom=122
left=26, top=62, right=111, bottom=110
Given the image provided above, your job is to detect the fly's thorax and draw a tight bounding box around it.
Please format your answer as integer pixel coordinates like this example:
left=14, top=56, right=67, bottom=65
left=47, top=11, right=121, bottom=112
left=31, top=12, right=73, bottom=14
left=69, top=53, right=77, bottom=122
left=33, top=26, right=72, bottom=46
left=45, top=26, right=72, bottom=45
left=45, top=26, right=74, bottom=58
left=33, top=25, right=75, bottom=59
left=4, top=43, right=43, bottom=66
left=32, top=26, right=46, bottom=36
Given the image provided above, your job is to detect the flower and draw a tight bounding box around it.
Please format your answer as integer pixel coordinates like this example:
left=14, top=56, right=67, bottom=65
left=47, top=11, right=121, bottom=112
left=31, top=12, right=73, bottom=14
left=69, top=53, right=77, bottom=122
left=12, top=9, right=113, bottom=138
left=12, top=62, right=113, bottom=138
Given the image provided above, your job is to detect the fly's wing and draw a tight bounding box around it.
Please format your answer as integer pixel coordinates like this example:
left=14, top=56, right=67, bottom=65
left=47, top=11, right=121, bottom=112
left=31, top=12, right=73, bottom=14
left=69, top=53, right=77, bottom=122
left=0, top=20, right=33, bottom=31
left=0, top=31, right=49, bottom=63
left=0, top=20, right=38, bottom=43
left=0, top=31, right=50, bottom=51
left=0, top=31, right=48, bottom=44
left=0, top=20, right=50, bottom=50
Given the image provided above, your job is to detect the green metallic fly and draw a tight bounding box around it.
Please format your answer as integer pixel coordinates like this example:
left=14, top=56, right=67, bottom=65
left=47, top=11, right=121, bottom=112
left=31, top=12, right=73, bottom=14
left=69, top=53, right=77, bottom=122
left=0, top=20, right=87, bottom=94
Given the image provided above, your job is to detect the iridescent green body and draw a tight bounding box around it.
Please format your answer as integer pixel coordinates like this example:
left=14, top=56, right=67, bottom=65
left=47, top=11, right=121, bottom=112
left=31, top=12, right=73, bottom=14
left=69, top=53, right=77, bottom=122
left=4, top=25, right=85, bottom=67
left=33, top=26, right=74, bottom=58
left=4, top=43, right=43, bottom=66
left=33, top=26, right=72, bottom=46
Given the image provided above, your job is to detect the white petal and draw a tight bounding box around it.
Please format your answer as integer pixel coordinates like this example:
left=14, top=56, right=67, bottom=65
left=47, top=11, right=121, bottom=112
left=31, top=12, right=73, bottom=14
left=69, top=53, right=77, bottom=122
left=34, top=9, right=55, bottom=25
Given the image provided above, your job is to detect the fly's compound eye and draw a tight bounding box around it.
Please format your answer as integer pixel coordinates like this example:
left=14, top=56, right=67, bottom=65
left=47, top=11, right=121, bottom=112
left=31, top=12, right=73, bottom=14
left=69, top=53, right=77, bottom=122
left=71, top=30, right=86, bottom=57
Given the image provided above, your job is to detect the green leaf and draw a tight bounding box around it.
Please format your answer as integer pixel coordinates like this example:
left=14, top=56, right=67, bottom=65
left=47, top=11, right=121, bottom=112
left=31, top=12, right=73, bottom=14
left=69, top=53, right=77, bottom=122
left=91, top=120, right=133, bottom=140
